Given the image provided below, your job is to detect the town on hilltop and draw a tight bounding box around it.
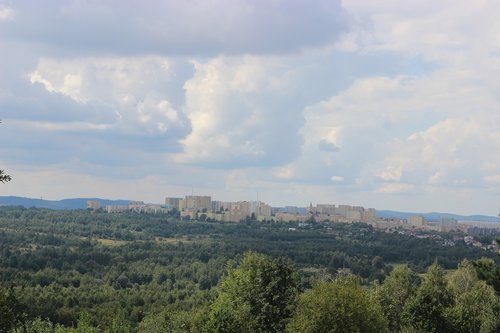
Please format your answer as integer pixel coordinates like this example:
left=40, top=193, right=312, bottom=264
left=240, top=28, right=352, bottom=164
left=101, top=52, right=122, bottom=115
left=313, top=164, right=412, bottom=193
left=87, top=194, right=500, bottom=238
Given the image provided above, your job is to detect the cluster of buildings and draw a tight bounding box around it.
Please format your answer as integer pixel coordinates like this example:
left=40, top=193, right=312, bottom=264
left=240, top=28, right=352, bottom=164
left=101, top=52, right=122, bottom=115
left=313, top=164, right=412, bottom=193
left=272, top=203, right=378, bottom=224
left=463, top=236, right=500, bottom=252
left=87, top=200, right=167, bottom=214
left=379, top=215, right=500, bottom=235
left=88, top=195, right=500, bottom=237
left=165, top=195, right=272, bottom=222
left=164, top=196, right=379, bottom=225
left=376, top=215, right=460, bottom=233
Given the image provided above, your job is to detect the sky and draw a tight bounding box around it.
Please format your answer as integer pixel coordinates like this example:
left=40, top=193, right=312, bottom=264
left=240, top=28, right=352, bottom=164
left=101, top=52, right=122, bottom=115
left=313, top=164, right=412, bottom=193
left=0, top=0, right=499, bottom=216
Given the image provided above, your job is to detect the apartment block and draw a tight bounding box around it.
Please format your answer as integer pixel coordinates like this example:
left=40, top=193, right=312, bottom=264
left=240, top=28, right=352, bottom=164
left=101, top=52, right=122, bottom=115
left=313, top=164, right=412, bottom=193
left=255, top=202, right=272, bottom=218
left=362, top=208, right=377, bottom=223
left=182, top=195, right=212, bottom=212
left=275, top=212, right=310, bottom=222
left=165, top=197, right=182, bottom=209
left=316, top=204, right=336, bottom=215
left=408, top=215, right=425, bottom=228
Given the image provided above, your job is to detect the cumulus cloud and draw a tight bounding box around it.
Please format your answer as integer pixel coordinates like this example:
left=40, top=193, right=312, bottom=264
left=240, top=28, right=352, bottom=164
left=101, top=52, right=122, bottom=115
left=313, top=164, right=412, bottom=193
left=0, top=55, right=193, bottom=173
left=283, top=45, right=500, bottom=205
left=377, top=166, right=402, bottom=182
left=177, top=56, right=305, bottom=168
left=28, top=56, right=190, bottom=145
left=383, top=116, right=500, bottom=191
left=331, top=175, right=344, bottom=182
left=0, top=5, right=14, bottom=21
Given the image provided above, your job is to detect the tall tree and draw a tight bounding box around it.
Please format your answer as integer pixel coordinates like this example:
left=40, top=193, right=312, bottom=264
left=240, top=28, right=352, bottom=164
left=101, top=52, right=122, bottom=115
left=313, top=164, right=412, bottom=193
left=287, top=275, right=388, bottom=333
left=205, top=252, right=301, bottom=333
left=473, top=258, right=500, bottom=294
left=403, top=263, right=453, bottom=333
left=446, top=259, right=499, bottom=333
left=448, top=259, right=478, bottom=297
left=375, top=265, right=418, bottom=332
left=0, top=287, right=20, bottom=332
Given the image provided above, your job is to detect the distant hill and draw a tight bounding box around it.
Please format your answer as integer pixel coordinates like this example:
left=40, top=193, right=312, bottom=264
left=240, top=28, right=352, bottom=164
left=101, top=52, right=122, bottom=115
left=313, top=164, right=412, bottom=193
left=377, top=210, right=500, bottom=223
left=0, top=196, right=131, bottom=210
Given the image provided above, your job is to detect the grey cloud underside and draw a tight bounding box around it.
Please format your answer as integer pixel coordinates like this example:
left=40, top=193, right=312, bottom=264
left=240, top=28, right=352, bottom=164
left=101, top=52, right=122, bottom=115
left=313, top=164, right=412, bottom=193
left=318, top=139, right=340, bottom=152
left=0, top=123, right=185, bottom=167
left=1, top=0, right=348, bottom=56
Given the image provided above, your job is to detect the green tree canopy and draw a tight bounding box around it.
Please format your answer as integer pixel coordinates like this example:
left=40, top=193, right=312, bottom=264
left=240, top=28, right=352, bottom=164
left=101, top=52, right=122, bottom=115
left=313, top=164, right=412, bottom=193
left=205, top=252, right=301, bottom=333
left=403, top=263, right=453, bottom=333
left=473, top=258, right=500, bottom=294
left=287, top=275, right=388, bottom=333
left=445, top=259, right=500, bottom=333
left=375, top=265, right=418, bottom=332
left=0, top=287, right=20, bottom=332
left=138, top=306, right=207, bottom=333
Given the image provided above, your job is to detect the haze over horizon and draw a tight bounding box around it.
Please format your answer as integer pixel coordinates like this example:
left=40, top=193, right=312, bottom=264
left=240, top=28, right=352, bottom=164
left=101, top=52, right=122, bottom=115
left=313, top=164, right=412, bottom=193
left=1, top=1, right=499, bottom=216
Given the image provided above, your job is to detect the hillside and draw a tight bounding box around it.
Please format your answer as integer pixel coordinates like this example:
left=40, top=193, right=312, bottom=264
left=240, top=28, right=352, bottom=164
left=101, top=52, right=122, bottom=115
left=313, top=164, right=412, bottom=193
left=0, top=196, right=131, bottom=209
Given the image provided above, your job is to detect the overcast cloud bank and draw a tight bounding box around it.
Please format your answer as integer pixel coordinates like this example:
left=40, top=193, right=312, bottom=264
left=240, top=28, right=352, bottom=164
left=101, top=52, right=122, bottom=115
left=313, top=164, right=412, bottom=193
left=0, top=0, right=499, bottom=215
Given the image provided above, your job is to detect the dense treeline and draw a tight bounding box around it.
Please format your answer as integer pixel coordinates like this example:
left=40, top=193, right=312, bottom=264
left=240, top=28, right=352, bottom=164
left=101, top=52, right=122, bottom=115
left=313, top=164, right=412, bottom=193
left=0, top=206, right=498, bottom=332
left=2, top=254, right=499, bottom=332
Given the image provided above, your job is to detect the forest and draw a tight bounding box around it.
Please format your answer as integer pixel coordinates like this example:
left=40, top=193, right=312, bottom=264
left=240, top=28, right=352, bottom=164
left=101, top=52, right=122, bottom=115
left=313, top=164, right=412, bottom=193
left=0, top=206, right=499, bottom=332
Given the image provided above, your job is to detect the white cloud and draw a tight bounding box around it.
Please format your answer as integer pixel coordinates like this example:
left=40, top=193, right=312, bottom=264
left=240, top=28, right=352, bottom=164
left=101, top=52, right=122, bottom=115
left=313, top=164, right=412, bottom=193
left=0, top=6, right=14, bottom=21
left=381, top=117, right=500, bottom=188
left=273, top=165, right=295, bottom=180
left=377, top=183, right=415, bottom=194
left=29, top=56, right=189, bottom=138
left=428, top=170, right=445, bottom=185
left=340, top=0, right=500, bottom=61
left=285, top=48, right=500, bottom=203
left=377, top=166, right=402, bottom=181
left=177, top=56, right=304, bottom=168
left=10, top=120, right=112, bottom=132
left=484, top=174, right=500, bottom=184
left=30, top=70, right=84, bottom=102
left=331, top=175, right=344, bottom=182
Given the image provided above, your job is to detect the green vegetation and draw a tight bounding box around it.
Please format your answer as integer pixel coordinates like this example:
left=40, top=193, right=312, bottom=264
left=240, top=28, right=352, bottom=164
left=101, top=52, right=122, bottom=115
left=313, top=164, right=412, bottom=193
left=205, top=252, right=300, bottom=333
left=287, top=275, right=388, bottom=333
left=0, top=206, right=499, bottom=332
left=375, top=265, right=417, bottom=332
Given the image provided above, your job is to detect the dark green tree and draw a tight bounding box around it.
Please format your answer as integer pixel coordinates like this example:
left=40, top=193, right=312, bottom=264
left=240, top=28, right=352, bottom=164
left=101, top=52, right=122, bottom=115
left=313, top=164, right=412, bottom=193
left=138, top=303, right=208, bottom=333
left=287, top=275, right=388, bottom=333
left=375, top=265, right=418, bottom=332
left=403, top=263, right=453, bottom=333
left=445, top=260, right=499, bottom=333
left=473, top=258, right=500, bottom=294
left=11, top=317, right=54, bottom=333
left=205, top=252, right=301, bottom=333
left=0, top=287, right=20, bottom=332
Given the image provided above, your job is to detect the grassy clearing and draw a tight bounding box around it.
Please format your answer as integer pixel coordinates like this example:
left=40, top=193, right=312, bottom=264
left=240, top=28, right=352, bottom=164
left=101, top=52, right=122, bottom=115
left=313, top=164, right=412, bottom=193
left=96, top=238, right=130, bottom=246
left=154, top=236, right=195, bottom=244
